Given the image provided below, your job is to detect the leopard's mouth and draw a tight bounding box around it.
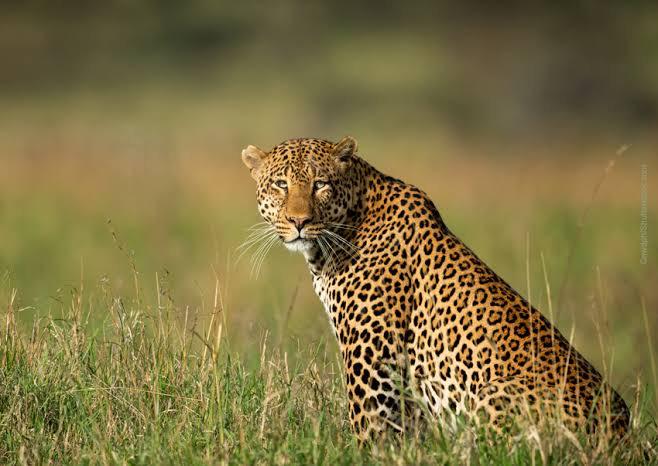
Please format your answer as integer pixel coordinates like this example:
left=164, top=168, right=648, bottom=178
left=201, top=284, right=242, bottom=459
left=280, top=225, right=323, bottom=243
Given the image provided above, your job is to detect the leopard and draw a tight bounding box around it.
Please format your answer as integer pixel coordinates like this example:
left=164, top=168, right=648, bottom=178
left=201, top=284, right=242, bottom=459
left=241, top=136, right=630, bottom=442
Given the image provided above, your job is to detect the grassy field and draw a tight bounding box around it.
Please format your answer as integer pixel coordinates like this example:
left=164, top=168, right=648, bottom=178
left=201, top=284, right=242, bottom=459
left=0, top=264, right=656, bottom=464
left=0, top=71, right=657, bottom=463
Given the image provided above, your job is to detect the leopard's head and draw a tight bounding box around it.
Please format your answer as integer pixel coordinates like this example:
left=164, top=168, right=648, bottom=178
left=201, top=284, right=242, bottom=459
left=241, top=136, right=361, bottom=253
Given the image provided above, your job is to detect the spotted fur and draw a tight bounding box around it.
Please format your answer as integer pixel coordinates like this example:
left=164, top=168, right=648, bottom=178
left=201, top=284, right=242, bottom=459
left=241, top=136, right=629, bottom=441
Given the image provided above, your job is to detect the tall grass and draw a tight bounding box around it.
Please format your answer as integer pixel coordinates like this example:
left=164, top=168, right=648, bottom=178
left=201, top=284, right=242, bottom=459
left=0, top=269, right=655, bottom=465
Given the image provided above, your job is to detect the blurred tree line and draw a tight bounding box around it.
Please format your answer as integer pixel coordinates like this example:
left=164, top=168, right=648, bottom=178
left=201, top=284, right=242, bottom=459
left=1, top=1, right=657, bottom=139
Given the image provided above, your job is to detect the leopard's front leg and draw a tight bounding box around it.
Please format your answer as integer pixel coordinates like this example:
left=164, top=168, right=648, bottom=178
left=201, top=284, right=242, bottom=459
left=341, top=339, right=406, bottom=442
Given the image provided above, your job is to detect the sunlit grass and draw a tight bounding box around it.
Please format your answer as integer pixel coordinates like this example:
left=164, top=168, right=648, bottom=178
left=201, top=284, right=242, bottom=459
left=0, top=273, right=655, bottom=465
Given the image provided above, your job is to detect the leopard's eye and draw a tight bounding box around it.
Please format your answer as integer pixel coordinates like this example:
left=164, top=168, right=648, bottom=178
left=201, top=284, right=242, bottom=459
left=274, top=180, right=288, bottom=190
left=314, top=180, right=329, bottom=191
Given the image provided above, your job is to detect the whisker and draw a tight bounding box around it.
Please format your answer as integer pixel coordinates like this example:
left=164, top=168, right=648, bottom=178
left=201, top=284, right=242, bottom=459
left=321, top=235, right=342, bottom=273
left=250, top=234, right=278, bottom=277
left=238, top=229, right=275, bottom=250
left=236, top=227, right=276, bottom=262
left=328, top=237, right=359, bottom=265
left=316, top=237, right=330, bottom=271
left=247, top=221, right=271, bottom=231
left=259, top=236, right=280, bottom=277
left=327, top=222, right=359, bottom=231
left=242, top=223, right=275, bottom=239
left=249, top=233, right=275, bottom=266
left=236, top=221, right=277, bottom=266
left=316, top=237, right=327, bottom=260
left=323, top=230, right=360, bottom=260
left=325, top=231, right=359, bottom=253
left=236, top=237, right=273, bottom=264
left=252, top=234, right=279, bottom=278
left=317, top=237, right=337, bottom=274
left=326, top=238, right=357, bottom=264
left=245, top=225, right=274, bottom=237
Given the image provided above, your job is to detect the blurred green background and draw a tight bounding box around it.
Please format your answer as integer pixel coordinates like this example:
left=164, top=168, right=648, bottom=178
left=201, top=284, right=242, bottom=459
left=0, top=2, right=656, bottom=403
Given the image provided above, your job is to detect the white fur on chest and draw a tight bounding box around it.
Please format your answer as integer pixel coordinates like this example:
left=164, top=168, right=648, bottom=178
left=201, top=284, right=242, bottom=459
left=311, top=275, right=337, bottom=336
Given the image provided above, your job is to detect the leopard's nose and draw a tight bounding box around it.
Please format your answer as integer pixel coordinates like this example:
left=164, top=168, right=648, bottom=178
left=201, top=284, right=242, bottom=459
left=286, top=215, right=312, bottom=231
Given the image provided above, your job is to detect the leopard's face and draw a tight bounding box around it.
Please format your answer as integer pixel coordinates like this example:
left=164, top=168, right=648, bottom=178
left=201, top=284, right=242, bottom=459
left=242, top=137, right=360, bottom=253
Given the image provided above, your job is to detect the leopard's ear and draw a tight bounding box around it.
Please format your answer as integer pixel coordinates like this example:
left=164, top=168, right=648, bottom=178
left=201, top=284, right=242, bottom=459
left=241, top=145, right=267, bottom=179
left=333, top=136, right=358, bottom=170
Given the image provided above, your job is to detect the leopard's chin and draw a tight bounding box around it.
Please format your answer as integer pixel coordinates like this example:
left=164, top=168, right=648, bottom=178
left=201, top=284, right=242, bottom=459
left=283, top=238, right=315, bottom=253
